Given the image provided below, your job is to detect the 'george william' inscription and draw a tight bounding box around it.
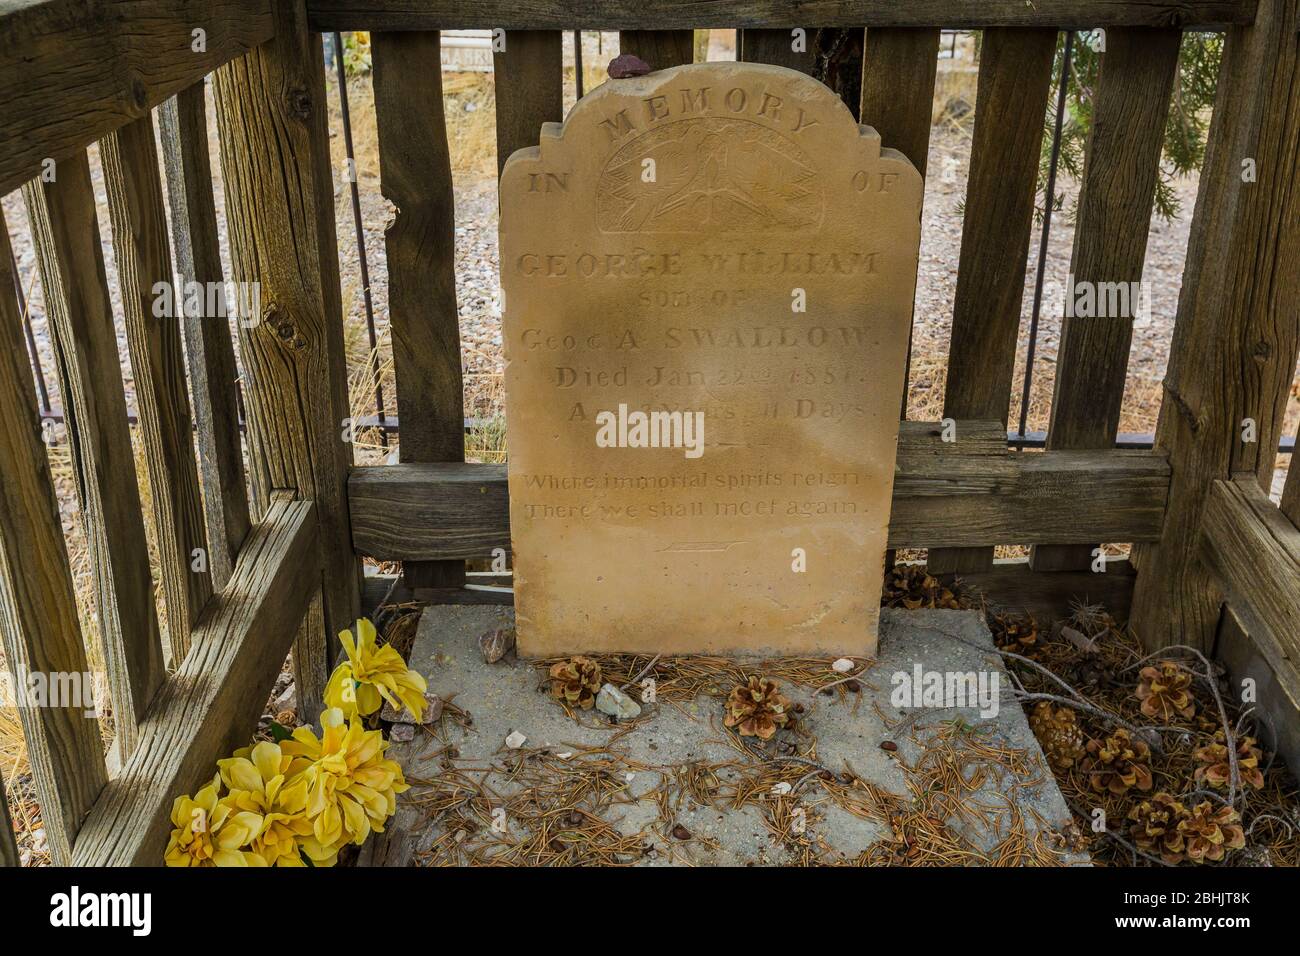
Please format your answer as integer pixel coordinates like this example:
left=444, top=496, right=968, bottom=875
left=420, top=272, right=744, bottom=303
left=500, top=62, right=922, bottom=657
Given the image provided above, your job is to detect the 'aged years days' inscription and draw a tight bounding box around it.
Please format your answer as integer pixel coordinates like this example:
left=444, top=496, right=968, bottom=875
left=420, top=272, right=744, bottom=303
left=500, top=62, right=923, bottom=657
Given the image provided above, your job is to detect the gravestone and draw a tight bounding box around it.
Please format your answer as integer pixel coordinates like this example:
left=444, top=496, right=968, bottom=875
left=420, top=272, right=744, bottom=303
left=500, top=62, right=922, bottom=657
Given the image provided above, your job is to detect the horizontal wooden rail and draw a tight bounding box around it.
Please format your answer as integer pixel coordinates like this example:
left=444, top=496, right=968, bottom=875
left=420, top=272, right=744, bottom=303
left=1198, top=478, right=1300, bottom=706
left=307, top=1, right=1254, bottom=31
left=72, top=496, right=318, bottom=866
left=349, top=421, right=1171, bottom=560
left=0, top=0, right=275, bottom=197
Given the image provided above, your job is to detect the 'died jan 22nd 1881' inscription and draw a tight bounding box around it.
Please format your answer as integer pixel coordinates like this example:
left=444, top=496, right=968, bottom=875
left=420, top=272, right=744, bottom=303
left=500, top=62, right=923, bottom=657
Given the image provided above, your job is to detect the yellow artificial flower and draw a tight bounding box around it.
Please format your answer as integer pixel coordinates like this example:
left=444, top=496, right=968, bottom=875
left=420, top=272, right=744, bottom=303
left=164, top=775, right=265, bottom=867
left=324, top=617, right=428, bottom=721
left=281, top=707, right=409, bottom=863
left=217, top=741, right=315, bottom=867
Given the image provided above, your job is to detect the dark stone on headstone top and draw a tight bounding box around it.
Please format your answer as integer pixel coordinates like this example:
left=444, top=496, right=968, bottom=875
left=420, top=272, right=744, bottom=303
left=608, top=53, right=652, bottom=78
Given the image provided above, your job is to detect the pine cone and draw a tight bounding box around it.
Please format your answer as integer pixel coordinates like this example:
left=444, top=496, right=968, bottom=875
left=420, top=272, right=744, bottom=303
left=991, top=612, right=1039, bottom=658
left=1028, top=701, right=1086, bottom=769
left=549, top=656, right=602, bottom=710
left=1135, top=661, right=1196, bottom=721
left=1194, top=731, right=1266, bottom=790
left=882, top=566, right=963, bottom=610
left=723, top=676, right=792, bottom=740
left=1129, top=793, right=1191, bottom=864
left=1080, top=728, right=1153, bottom=795
left=1179, top=801, right=1246, bottom=864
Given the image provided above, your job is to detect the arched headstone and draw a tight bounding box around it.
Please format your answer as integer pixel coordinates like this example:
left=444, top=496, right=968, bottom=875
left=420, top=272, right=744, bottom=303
left=500, top=62, right=923, bottom=657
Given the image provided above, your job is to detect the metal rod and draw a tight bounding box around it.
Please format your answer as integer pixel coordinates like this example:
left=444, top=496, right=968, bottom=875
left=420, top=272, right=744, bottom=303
left=1018, top=30, right=1073, bottom=451
left=332, top=31, right=389, bottom=447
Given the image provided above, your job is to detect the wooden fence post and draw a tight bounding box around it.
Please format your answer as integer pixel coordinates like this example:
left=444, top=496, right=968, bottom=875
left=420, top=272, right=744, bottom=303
left=1129, top=0, right=1300, bottom=649
left=212, top=0, right=360, bottom=715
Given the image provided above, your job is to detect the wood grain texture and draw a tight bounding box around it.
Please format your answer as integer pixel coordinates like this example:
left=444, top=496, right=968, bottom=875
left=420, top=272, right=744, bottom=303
left=72, top=497, right=318, bottom=866
left=493, top=30, right=564, bottom=179
left=1215, top=605, right=1300, bottom=781
left=936, top=557, right=1137, bottom=624
left=349, top=444, right=1171, bottom=559
left=306, top=1, right=1254, bottom=32
left=1129, top=0, right=1300, bottom=649
left=0, top=779, right=16, bottom=866
left=159, top=84, right=251, bottom=592
left=101, top=114, right=212, bottom=659
left=1199, top=479, right=1300, bottom=699
left=619, top=30, right=695, bottom=70
left=23, top=152, right=165, bottom=756
left=373, top=31, right=468, bottom=591
left=738, top=28, right=815, bottom=74
left=0, top=217, right=106, bottom=865
left=212, top=0, right=361, bottom=715
left=1032, top=29, right=1181, bottom=572
left=859, top=28, right=940, bottom=176
left=1282, top=425, right=1300, bottom=529
left=930, top=27, right=1056, bottom=575
left=0, top=0, right=275, bottom=197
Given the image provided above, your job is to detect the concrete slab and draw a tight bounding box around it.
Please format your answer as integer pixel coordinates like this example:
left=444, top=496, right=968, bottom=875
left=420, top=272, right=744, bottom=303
left=376, top=605, right=1088, bottom=866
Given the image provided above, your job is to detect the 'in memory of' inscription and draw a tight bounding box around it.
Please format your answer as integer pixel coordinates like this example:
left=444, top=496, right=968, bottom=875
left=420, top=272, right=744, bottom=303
left=501, top=62, right=923, bottom=657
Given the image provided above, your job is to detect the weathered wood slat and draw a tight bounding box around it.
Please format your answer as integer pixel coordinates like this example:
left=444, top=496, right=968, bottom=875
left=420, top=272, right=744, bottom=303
left=307, top=1, right=1254, bottom=32
left=23, top=152, right=165, bottom=756
left=1032, top=29, right=1182, bottom=572
left=72, top=497, right=318, bottom=866
left=1199, top=479, right=1300, bottom=699
left=159, top=83, right=252, bottom=593
left=212, top=0, right=361, bottom=715
left=0, top=0, right=275, bottom=198
left=0, top=780, right=16, bottom=866
left=860, top=26, right=941, bottom=569
left=1216, top=605, right=1300, bottom=781
left=0, top=218, right=106, bottom=865
left=938, top=557, right=1137, bottom=625
left=373, top=31, right=469, bottom=591
left=349, top=445, right=1171, bottom=560
left=101, top=114, right=212, bottom=659
left=492, top=30, right=564, bottom=178
left=1129, top=0, right=1300, bottom=649
left=1282, top=426, right=1300, bottom=529
left=738, top=28, right=815, bottom=74
left=860, top=28, right=941, bottom=177
left=929, top=27, right=1057, bottom=576
left=618, top=30, right=696, bottom=70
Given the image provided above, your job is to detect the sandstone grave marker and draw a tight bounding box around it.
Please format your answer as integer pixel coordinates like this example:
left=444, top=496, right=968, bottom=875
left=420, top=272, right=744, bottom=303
left=500, top=62, right=923, bottom=657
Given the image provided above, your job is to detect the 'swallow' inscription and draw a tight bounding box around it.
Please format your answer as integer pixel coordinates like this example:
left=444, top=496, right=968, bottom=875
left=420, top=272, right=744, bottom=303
left=500, top=62, right=922, bottom=657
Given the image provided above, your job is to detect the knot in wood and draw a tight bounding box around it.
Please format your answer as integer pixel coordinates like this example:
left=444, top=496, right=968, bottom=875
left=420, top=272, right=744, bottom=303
left=129, top=73, right=149, bottom=110
left=287, top=87, right=312, bottom=120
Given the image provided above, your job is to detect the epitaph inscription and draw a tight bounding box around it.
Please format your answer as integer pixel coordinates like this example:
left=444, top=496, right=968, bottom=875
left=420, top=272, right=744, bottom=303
left=501, top=63, right=923, bottom=657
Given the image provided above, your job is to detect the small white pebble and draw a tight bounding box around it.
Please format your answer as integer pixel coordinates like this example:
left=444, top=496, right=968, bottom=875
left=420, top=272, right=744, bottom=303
left=832, top=658, right=855, bottom=673
left=505, top=730, right=527, bottom=749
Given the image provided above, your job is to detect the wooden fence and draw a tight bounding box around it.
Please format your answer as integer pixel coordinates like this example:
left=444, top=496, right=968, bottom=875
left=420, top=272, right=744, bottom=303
left=0, top=0, right=1295, bottom=867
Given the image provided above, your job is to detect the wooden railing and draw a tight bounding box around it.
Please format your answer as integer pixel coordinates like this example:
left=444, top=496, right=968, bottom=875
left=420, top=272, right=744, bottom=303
left=1, top=0, right=1296, bottom=866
